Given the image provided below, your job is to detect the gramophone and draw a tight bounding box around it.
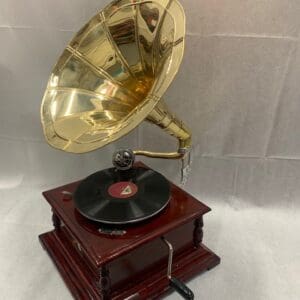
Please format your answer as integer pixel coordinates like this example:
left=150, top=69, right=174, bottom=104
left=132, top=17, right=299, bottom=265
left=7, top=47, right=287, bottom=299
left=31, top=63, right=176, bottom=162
left=39, top=1, right=220, bottom=299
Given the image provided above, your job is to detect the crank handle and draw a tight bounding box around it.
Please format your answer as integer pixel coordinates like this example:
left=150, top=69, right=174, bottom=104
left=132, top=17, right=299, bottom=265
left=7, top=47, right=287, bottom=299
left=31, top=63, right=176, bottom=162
left=161, top=237, right=194, bottom=300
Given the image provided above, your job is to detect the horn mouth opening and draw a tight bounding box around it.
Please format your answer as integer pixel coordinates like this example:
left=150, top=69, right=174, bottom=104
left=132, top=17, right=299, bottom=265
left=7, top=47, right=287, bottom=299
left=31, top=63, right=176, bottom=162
left=41, top=0, right=185, bottom=153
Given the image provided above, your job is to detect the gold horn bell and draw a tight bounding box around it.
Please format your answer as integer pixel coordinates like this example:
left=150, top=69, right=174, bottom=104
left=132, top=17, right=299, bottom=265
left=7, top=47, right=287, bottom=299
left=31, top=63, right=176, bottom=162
left=41, top=0, right=191, bottom=159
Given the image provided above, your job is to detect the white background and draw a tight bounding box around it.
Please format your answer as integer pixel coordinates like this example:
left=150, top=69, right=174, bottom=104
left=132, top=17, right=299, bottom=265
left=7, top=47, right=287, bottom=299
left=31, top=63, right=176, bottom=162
left=0, top=1, right=299, bottom=299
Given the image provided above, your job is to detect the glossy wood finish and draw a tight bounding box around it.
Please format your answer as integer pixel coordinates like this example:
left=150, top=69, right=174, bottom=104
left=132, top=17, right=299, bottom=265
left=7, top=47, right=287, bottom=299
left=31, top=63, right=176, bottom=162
left=39, top=163, right=220, bottom=299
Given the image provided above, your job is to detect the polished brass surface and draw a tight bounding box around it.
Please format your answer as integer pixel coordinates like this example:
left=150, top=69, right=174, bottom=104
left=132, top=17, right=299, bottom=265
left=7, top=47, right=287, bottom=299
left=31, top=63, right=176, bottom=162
left=41, top=0, right=191, bottom=158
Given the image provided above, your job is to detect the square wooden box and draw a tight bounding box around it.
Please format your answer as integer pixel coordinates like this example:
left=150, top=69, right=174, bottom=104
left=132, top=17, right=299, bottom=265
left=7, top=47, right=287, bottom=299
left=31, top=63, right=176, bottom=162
left=39, top=164, right=220, bottom=299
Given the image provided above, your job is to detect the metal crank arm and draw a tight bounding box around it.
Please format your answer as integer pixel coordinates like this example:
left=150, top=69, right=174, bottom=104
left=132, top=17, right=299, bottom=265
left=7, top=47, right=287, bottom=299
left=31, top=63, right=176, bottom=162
left=161, top=237, right=194, bottom=300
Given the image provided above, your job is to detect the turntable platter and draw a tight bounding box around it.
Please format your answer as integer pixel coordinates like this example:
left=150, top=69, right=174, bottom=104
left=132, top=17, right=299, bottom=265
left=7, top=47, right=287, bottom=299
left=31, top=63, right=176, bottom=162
left=73, top=167, right=170, bottom=224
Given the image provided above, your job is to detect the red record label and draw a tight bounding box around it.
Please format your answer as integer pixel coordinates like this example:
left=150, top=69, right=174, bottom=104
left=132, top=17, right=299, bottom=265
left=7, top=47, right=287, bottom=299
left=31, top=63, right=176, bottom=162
left=108, top=181, right=138, bottom=199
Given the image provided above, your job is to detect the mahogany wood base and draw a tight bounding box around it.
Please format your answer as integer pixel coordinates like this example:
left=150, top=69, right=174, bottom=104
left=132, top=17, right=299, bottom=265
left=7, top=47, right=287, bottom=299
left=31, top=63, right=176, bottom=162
left=40, top=230, right=219, bottom=300
left=39, top=163, right=220, bottom=299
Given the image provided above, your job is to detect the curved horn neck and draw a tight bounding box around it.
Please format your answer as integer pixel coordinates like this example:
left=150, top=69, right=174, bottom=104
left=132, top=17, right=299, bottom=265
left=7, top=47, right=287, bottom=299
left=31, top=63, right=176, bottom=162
left=133, top=101, right=191, bottom=159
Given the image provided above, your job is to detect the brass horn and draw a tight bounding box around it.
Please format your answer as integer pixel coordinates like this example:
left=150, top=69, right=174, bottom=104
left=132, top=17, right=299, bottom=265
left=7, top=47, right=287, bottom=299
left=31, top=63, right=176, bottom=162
left=41, top=0, right=191, bottom=159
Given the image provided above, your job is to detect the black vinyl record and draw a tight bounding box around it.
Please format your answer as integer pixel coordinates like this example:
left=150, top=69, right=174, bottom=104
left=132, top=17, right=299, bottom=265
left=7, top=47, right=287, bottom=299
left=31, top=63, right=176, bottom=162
left=73, top=167, right=170, bottom=224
